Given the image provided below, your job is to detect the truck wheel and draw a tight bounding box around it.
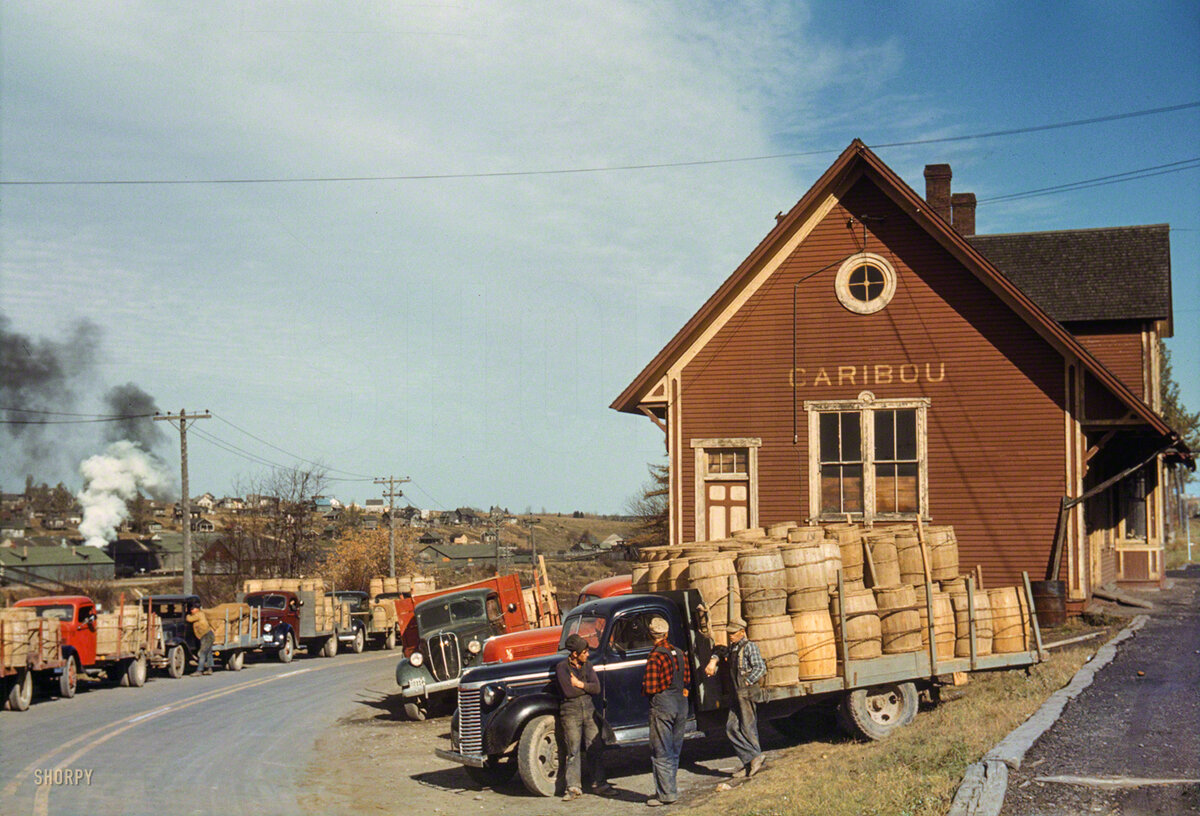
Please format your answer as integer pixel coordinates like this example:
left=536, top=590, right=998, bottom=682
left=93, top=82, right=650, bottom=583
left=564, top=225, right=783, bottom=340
left=279, top=634, right=295, bottom=663
left=403, top=702, right=427, bottom=721
left=517, top=714, right=559, bottom=797
left=6, top=670, right=33, bottom=711
left=59, top=655, right=78, bottom=698
left=384, top=627, right=397, bottom=651
left=465, top=756, right=517, bottom=788
left=836, top=682, right=918, bottom=741
left=351, top=628, right=365, bottom=654
left=126, top=655, right=148, bottom=687
left=226, top=651, right=245, bottom=671
left=167, top=645, right=187, bottom=679
left=322, top=634, right=338, bottom=658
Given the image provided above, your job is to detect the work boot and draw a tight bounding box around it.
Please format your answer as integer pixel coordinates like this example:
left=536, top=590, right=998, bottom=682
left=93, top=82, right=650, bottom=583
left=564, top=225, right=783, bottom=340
left=747, top=754, right=765, bottom=778
left=562, top=787, right=582, bottom=802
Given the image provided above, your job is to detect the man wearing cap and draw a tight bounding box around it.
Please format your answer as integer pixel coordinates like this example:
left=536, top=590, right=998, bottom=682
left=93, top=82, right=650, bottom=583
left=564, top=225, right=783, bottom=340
left=642, top=615, right=690, bottom=807
left=186, top=600, right=214, bottom=676
left=555, top=633, right=615, bottom=801
left=705, top=620, right=766, bottom=777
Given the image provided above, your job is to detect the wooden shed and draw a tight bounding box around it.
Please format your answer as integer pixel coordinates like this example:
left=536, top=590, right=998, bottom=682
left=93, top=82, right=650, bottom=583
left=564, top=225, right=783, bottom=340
left=612, top=141, right=1192, bottom=605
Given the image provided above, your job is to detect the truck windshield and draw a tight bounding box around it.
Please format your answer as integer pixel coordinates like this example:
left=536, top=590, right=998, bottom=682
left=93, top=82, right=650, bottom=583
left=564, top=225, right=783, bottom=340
left=26, top=604, right=74, bottom=621
left=418, top=603, right=451, bottom=630
left=560, top=614, right=606, bottom=651
left=246, top=594, right=287, bottom=610
left=449, top=597, right=485, bottom=622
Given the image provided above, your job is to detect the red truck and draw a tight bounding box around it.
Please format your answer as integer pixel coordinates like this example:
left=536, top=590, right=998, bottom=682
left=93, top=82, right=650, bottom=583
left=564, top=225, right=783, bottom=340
left=1, top=606, right=66, bottom=711
left=480, top=574, right=633, bottom=664
left=13, top=595, right=158, bottom=699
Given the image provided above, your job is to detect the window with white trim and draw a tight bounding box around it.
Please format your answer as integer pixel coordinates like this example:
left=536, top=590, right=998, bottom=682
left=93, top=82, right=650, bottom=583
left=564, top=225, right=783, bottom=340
left=806, top=392, right=928, bottom=522
left=691, top=438, right=761, bottom=541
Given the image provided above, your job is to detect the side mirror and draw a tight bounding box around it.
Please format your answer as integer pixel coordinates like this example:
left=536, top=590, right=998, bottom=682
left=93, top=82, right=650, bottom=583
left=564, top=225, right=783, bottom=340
left=507, top=603, right=517, bottom=613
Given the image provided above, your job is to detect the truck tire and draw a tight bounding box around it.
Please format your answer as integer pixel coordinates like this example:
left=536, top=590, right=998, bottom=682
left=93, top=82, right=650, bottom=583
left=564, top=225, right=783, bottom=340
left=59, top=655, right=78, bottom=698
left=126, top=655, right=148, bottom=687
left=517, top=714, right=559, bottom=797
left=836, top=682, right=918, bottom=741
left=225, top=650, right=245, bottom=671
left=167, top=645, right=187, bottom=679
left=6, top=670, right=33, bottom=711
left=403, top=702, right=427, bottom=721
left=351, top=627, right=365, bottom=654
left=384, top=627, right=397, bottom=651
left=322, top=634, right=338, bottom=658
left=279, top=634, right=295, bottom=663
left=465, top=756, right=517, bottom=788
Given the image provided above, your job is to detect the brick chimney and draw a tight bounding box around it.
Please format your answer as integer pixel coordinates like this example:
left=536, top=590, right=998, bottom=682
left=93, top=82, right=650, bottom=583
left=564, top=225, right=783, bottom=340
left=951, top=192, right=976, bottom=236
left=923, top=164, right=952, bottom=223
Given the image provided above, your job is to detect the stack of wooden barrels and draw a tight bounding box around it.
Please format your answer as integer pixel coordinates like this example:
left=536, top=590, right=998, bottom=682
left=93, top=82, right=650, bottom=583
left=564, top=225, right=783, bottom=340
left=95, top=602, right=152, bottom=657
left=242, top=577, right=327, bottom=593
left=635, top=519, right=1035, bottom=687
left=0, top=607, right=60, bottom=667
left=369, top=574, right=436, bottom=598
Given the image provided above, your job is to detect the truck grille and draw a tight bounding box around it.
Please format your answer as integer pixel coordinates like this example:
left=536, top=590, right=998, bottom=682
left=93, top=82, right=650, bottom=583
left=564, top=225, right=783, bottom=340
left=427, top=632, right=462, bottom=682
left=458, top=687, right=482, bottom=755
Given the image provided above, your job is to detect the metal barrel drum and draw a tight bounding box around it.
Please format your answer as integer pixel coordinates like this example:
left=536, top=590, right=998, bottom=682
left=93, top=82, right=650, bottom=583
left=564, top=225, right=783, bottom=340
left=864, top=533, right=901, bottom=587
left=829, top=585, right=882, bottom=659
left=926, top=526, right=960, bottom=582
left=873, top=585, right=923, bottom=654
left=1029, top=580, right=1067, bottom=628
left=988, top=587, right=1032, bottom=653
left=746, top=615, right=800, bottom=687
left=792, top=608, right=837, bottom=680
left=892, top=529, right=926, bottom=586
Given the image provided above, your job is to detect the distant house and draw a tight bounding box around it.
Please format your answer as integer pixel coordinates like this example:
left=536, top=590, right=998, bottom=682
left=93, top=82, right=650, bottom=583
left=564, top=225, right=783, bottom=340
left=363, top=499, right=386, bottom=514
left=173, top=505, right=203, bottom=520
left=191, top=518, right=216, bottom=533
left=44, top=516, right=67, bottom=530
left=66, top=509, right=83, bottom=526
left=416, top=543, right=498, bottom=565
left=152, top=532, right=215, bottom=574
left=0, top=541, right=115, bottom=584
left=194, top=493, right=216, bottom=511
left=1, top=521, right=28, bottom=539
left=217, top=496, right=246, bottom=513
left=417, top=531, right=443, bottom=548
left=107, top=537, right=160, bottom=577
left=145, top=520, right=164, bottom=533
left=448, top=533, right=469, bottom=545
left=599, top=534, right=625, bottom=551
left=361, top=515, right=379, bottom=530
left=197, top=540, right=237, bottom=575
left=0, top=493, right=25, bottom=512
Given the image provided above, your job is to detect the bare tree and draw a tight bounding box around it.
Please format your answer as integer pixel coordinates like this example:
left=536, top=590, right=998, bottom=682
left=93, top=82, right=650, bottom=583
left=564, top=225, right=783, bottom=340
left=626, top=460, right=669, bottom=551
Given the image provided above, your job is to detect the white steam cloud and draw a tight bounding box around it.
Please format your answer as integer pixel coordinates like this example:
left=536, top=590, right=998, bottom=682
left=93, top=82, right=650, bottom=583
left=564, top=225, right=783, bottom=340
left=78, top=441, right=171, bottom=548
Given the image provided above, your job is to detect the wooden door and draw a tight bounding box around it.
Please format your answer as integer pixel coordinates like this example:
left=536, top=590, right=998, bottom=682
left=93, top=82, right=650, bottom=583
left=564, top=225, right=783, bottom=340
left=706, top=481, right=749, bottom=540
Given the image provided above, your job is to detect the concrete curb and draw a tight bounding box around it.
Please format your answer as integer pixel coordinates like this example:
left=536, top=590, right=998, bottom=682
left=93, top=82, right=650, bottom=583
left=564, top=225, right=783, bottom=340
left=946, top=615, right=1149, bottom=816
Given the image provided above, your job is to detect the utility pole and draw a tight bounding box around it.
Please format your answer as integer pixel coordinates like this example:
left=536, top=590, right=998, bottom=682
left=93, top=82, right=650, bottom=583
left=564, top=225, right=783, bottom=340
left=154, top=409, right=211, bottom=594
left=525, top=517, right=539, bottom=569
left=374, top=476, right=410, bottom=578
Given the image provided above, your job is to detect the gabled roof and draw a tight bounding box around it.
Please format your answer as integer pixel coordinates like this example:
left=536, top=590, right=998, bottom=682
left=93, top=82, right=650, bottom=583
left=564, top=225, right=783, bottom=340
left=0, top=545, right=114, bottom=567
left=611, top=140, right=1188, bottom=459
left=968, top=225, right=1172, bottom=330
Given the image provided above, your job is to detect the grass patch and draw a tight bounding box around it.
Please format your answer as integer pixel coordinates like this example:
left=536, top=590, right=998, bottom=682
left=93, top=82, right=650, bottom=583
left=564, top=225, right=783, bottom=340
left=690, top=633, right=1117, bottom=816
left=1165, top=516, right=1198, bottom=570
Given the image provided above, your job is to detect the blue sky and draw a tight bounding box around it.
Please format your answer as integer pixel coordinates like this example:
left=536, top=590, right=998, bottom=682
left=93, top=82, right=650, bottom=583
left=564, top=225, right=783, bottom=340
left=2, top=2, right=1197, bottom=513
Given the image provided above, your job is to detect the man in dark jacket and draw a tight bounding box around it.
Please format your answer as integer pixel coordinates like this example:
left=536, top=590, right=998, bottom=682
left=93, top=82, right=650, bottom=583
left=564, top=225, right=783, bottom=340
left=705, top=619, right=766, bottom=777
left=642, top=615, right=690, bottom=807
left=186, top=600, right=214, bottom=676
left=556, top=633, right=615, bottom=801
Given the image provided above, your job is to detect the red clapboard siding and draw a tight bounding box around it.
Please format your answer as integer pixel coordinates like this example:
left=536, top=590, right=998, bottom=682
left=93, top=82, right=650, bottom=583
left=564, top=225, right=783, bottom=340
left=678, top=177, right=1066, bottom=590
left=1069, top=320, right=1147, bottom=402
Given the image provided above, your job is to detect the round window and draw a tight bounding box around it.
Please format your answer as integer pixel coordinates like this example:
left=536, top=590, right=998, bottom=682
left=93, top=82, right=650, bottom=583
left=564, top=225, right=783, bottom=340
left=835, top=252, right=896, bottom=315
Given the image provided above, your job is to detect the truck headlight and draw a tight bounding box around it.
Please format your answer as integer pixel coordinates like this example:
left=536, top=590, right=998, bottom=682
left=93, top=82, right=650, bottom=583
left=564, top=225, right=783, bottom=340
left=263, top=623, right=272, bottom=633
left=481, top=684, right=505, bottom=707
left=409, top=651, right=424, bottom=668
left=467, top=639, right=482, bottom=655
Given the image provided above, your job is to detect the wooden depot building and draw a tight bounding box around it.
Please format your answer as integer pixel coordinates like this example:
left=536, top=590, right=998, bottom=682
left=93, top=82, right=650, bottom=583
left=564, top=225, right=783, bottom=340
left=613, top=141, right=1193, bottom=606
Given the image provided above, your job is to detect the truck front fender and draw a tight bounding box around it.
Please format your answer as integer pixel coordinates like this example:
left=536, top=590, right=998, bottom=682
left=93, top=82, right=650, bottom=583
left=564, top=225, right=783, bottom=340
left=395, top=657, right=436, bottom=695
left=485, top=692, right=558, bottom=755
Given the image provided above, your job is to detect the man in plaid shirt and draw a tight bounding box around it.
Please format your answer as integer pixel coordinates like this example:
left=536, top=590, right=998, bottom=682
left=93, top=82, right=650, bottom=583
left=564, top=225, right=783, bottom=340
left=642, top=616, right=690, bottom=807
left=705, top=620, right=766, bottom=778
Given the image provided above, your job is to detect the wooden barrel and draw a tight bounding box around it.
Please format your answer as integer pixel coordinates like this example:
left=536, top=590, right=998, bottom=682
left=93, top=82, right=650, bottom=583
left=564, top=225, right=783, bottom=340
left=819, top=539, right=843, bottom=587
left=950, top=590, right=994, bottom=657
left=792, top=609, right=837, bottom=680
left=666, top=558, right=690, bottom=590
left=735, top=549, right=786, bottom=592
left=939, top=576, right=967, bottom=596
left=874, top=585, right=922, bottom=654
left=732, top=527, right=766, bottom=541
left=645, top=561, right=670, bottom=591
left=742, top=588, right=787, bottom=619
left=766, top=521, right=797, bottom=539
left=368, top=578, right=384, bottom=598
left=637, top=546, right=668, bottom=563
left=747, top=616, right=800, bottom=687
left=864, top=534, right=901, bottom=587
left=787, top=526, right=824, bottom=544
left=631, top=564, right=651, bottom=592
left=893, top=529, right=926, bottom=585
left=825, top=527, right=864, bottom=582
left=779, top=543, right=828, bottom=590
left=684, top=555, right=738, bottom=642
left=931, top=591, right=955, bottom=660
left=829, top=586, right=882, bottom=659
left=682, top=545, right=719, bottom=559
left=988, top=587, right=1031, bottom=653
left=787, top=585, right=830, bottom=613
left=926, top=526, right=960, bottom=581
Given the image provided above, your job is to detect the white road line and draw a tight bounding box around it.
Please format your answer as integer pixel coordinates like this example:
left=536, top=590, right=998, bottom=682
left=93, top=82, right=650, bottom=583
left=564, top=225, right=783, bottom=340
left=278, top=668, right=313, bottom=678
left=127, top=705, right=172, bottom=723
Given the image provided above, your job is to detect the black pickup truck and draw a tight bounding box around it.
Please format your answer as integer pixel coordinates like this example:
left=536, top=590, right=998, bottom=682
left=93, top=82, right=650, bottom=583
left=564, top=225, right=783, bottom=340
left=436, top=586, right=1042, bottom=797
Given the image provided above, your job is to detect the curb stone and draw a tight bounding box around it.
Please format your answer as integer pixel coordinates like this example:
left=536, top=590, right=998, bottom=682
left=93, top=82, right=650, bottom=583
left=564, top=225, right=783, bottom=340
left=945, top=615, right=1149, bottom=816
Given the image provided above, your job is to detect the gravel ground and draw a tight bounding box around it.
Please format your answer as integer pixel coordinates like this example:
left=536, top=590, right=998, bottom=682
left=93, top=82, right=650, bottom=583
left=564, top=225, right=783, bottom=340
left=1000, top=566, right=1200, bottom=816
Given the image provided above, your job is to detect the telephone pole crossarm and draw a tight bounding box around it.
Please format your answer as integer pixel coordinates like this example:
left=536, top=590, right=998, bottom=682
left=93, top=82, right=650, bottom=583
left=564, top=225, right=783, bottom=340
left=374, top=476, right=411, bottom=579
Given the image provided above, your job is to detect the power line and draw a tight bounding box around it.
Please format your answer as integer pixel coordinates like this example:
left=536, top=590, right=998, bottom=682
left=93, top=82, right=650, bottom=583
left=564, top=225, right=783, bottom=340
left=211, top=412, right=373, bottom=479
left=185, top=421, right=373, bottom=482
left=1, top=101, right=1196, bottom=186
left=0, top=413, right=157, bottom=425
left=979, top=158, right=1200, bottom=204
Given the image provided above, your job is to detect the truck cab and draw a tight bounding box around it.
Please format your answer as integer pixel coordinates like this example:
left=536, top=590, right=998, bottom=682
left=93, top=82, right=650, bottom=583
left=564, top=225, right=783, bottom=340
left=243, top=590, right=311, bottom=662
left=328, top=590, right=370, bottom=653
left=142, top=594, right=203, bottom=679
left=394, top=587, right=512, bottom=721
left=436, top=590, right=721, bottom=796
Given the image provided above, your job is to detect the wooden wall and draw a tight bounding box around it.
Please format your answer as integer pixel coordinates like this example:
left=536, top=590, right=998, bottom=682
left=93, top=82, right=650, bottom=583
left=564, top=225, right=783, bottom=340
left=676, top=177, right=1069, bottom=590
left=1068, top=320, right=1147, bottom=402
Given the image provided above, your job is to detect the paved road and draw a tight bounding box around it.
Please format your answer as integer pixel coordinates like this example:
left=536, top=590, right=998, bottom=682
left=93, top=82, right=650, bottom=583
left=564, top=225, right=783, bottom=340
left=0, top=649, right=398, bottom=816
left=1001, top=566, right=1200, bottom=815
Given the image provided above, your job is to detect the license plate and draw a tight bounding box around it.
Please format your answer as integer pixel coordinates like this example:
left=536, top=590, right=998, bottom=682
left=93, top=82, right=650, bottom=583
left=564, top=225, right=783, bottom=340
left=409, top=678, right=426, bottom=695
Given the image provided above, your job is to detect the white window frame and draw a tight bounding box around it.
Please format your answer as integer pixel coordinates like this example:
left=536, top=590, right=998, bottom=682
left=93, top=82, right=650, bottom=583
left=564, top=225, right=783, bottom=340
left=691, top=437, right=761, bottom=542
left=835, top=252, right=897, bottom=315
left=805, top=391, right=930, bottom=524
